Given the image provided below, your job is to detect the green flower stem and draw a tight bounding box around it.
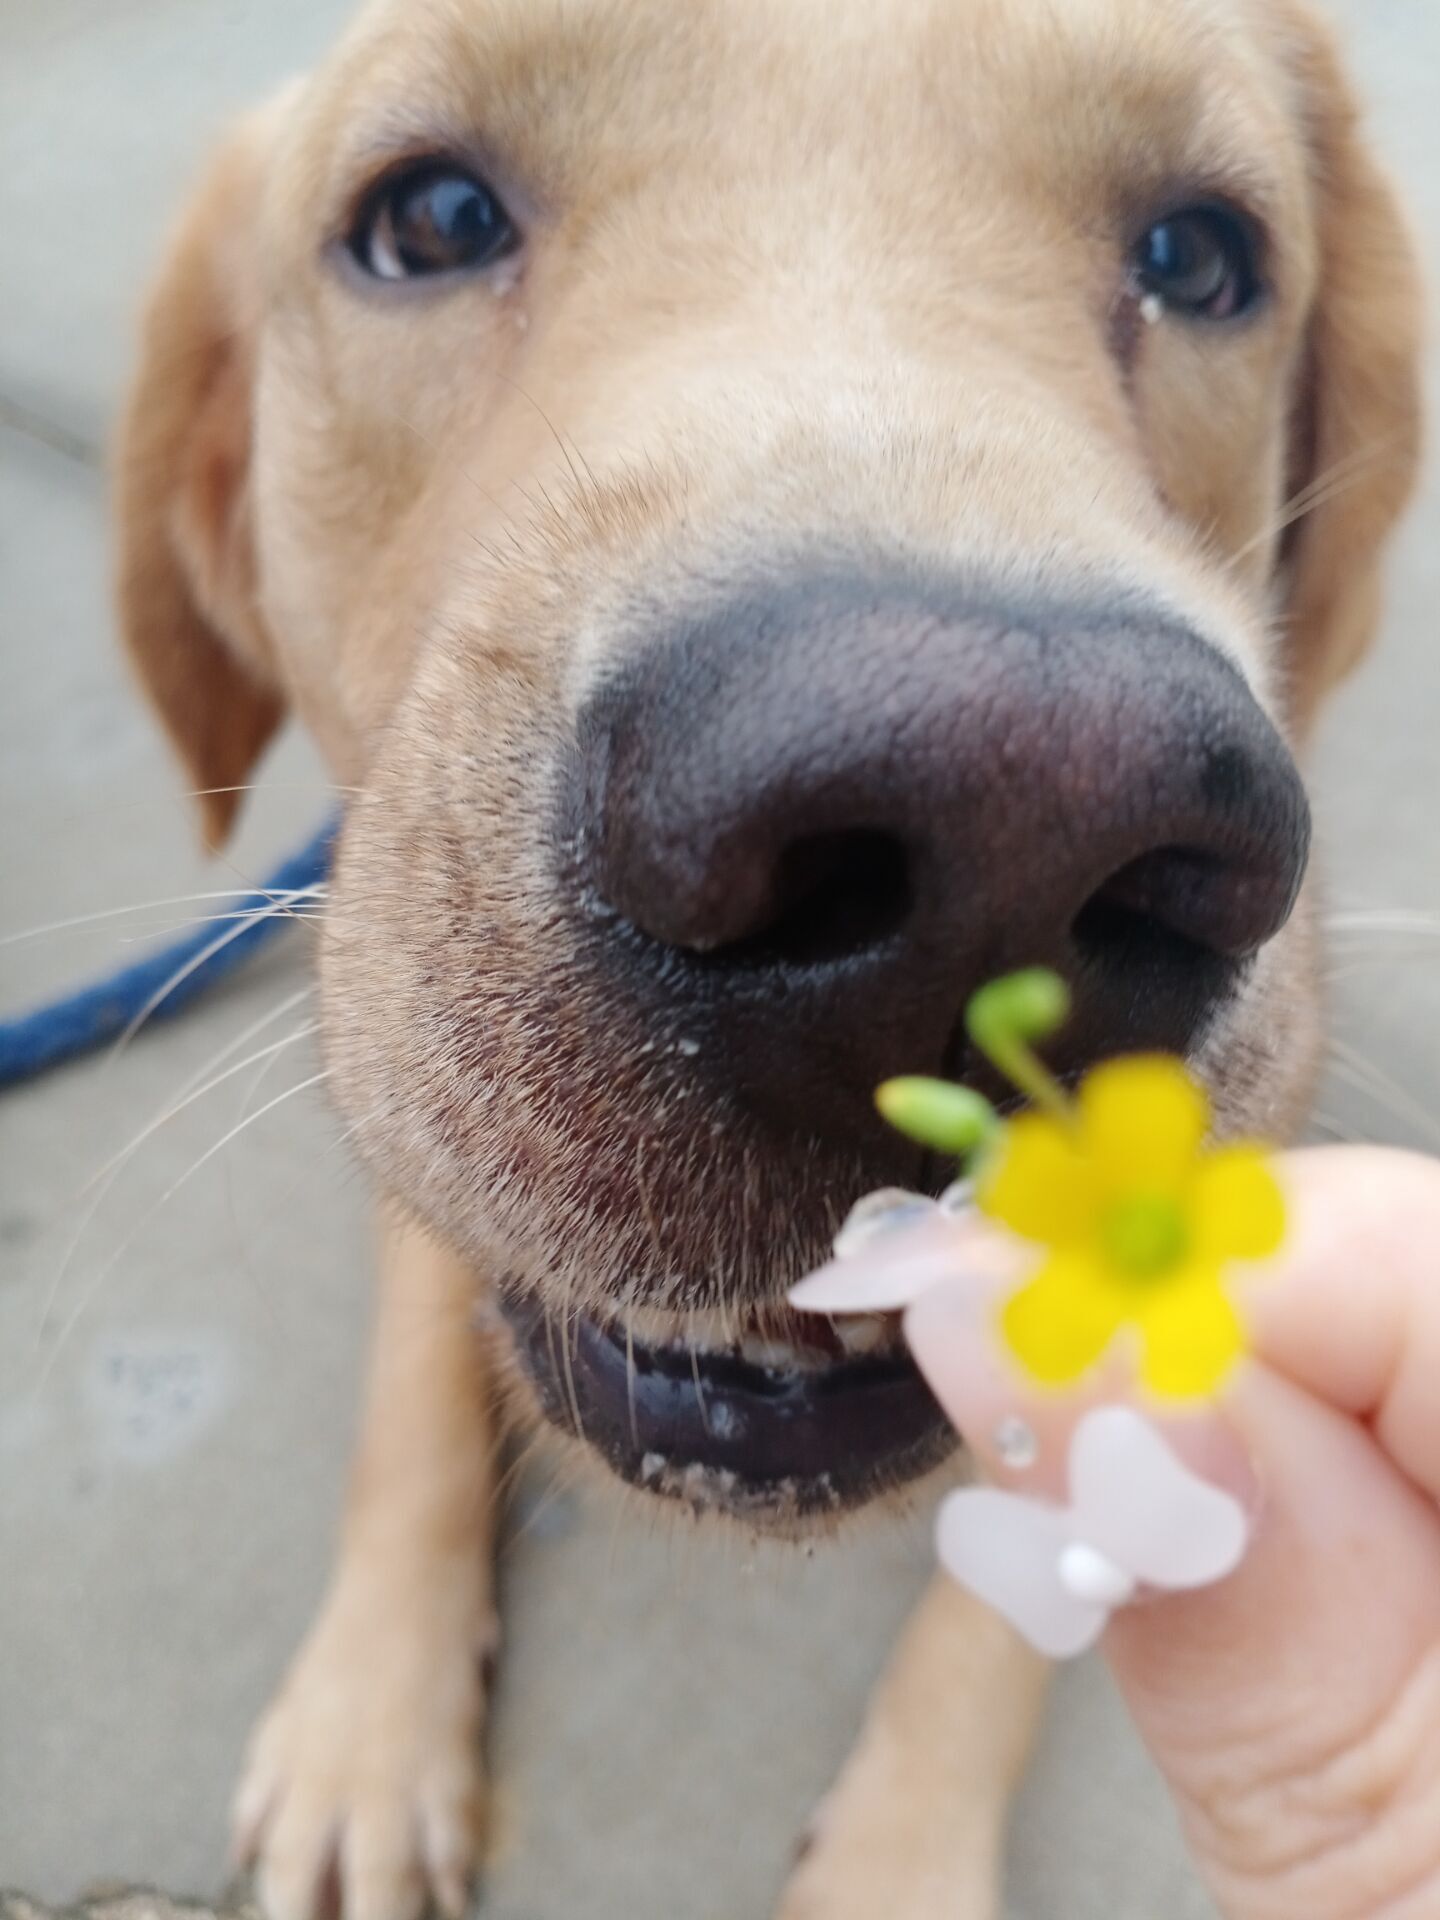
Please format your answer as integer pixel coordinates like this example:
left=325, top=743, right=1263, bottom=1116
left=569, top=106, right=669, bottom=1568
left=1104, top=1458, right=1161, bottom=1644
left=965, top=968, right=1073, bottom=1121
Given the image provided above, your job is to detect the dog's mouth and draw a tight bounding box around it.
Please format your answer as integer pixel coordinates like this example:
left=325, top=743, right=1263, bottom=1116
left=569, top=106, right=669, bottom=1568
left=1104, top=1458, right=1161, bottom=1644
left=494, top=1281, right=955, bottom=1524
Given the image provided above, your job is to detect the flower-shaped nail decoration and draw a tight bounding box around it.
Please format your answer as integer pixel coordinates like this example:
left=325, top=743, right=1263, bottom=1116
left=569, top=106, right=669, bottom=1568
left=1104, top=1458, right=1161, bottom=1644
left=934, top=1405, right=1249, bottom=1659
left=813, top=969, right=1286, bottom=1401
left=980, top=1056, right=1283, bottom=1398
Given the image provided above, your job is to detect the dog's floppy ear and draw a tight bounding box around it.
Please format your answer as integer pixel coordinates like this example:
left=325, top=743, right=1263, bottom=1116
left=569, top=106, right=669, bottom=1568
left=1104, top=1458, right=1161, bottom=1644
left=114, top=99, right=292, bottom=850
left=1279, top=12, right=1424, bottom=733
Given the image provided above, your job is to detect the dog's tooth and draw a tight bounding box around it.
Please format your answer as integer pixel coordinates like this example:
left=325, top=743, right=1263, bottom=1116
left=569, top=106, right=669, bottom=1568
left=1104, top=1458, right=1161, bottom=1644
left=833, top=1313, right=889, bottom=1355
left=620, top=1304, right=732, bottom=1351
left=684, top=1310, right=732, bottom=1349
left=738, top=1335, right=803, bottom=1370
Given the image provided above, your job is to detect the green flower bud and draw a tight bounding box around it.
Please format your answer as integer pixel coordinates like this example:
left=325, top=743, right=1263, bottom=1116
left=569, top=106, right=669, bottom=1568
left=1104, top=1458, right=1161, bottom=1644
left=966, top=968, right=1070, bottom=1056
left=875, top=1078, right=997, bottom=1156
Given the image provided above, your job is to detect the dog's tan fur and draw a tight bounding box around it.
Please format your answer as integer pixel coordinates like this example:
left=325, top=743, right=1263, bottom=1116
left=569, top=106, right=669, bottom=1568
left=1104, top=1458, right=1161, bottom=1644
left=113, top=1, right=1422, bottom=1914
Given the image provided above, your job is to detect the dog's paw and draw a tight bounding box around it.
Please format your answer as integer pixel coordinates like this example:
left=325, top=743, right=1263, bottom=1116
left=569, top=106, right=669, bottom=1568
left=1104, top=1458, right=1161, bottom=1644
left=232, top=1560, right=496, bottom=1920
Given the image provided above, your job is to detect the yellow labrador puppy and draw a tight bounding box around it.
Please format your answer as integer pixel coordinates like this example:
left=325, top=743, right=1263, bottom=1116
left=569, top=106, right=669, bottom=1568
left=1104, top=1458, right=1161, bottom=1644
left=113, top=0, right=1421, bottom=1914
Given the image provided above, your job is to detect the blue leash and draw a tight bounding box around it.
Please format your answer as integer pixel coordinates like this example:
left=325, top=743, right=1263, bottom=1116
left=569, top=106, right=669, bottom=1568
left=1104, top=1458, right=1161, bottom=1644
left=0, top=816, right=338, bottom=1090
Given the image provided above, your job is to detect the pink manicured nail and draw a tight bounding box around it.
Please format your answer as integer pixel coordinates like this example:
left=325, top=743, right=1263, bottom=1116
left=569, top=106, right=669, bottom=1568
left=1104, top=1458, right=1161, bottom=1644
left=789, top=1214, right=978, bottom=1311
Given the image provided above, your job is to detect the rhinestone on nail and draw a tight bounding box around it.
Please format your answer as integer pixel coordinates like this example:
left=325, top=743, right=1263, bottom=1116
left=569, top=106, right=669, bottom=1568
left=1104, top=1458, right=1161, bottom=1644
left=938, top=1178, right=976, bottom=1217
left=993, top=1415, right=1039, bottom=1470
left=833, top=1187, right=938, bottom=1259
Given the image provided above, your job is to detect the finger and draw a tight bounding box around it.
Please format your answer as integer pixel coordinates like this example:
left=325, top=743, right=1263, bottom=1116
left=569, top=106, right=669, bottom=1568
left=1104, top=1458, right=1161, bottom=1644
left=1109, top=1366, right=1440, bottom=1919
left=1246, top=1147, right=1440, bottom=1502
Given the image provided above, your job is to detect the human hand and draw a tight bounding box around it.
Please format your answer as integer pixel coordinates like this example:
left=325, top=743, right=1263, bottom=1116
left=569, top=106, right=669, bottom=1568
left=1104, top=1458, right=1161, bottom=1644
left=900, top=1147, right=1440, bottom=1920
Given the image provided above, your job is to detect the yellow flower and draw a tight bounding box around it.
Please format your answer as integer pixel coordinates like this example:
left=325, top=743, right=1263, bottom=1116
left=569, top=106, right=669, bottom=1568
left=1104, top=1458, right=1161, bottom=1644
left=978, top=1056, right=1284, bottom=1399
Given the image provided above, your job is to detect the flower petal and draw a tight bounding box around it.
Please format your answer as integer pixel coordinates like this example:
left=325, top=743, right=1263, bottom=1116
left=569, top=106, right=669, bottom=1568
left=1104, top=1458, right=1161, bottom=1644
left=1078, top=1055, right=1210, bottom=1194
left=1190, top=1145, right=1286, bottom=1263
left=1135, top=1271, right=1246, bottom=1400
left=976, top=1113, right=1096, bottom=1246
left=999, top=1253, right=1124, bottom=1385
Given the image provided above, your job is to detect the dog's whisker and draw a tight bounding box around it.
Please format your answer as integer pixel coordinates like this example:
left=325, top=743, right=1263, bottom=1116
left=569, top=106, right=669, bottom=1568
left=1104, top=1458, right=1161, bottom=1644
left=1233, top=435, right=1405, bottom=564
left=116, top=909, right=327, bottom=942
left=378, top=398, right=531, bottom=549
left=1326, top=957, right=1440, bottom=986
left=114, top=985, right=316, bottom=1170
left=614, top=1264, right=644, bottom=1453
left=31, top=991, right=318, bottom=1352
left=633, top=1135, right=664, bottom=1271
left=1324, top=1038, right=1440, bottom=1153
left=1327, top=909, right=1440, bottom=939
left=1323, top=910, right=1440, bottom=981
left=222, top=1021, right=329, bottom=1255
left=466, top=529, right=512, bottom=571
left=0, top=886, right=327, bottom=950
left=180, top=783, right=356, bottom=800
left=222, top=1104, right=386, bottom=1319
left=46, top=783, right=355, bottom=826
left=1306, top=1109, right=1364, bottom=1147
left=491, top=369, right=600, bottom=502
left=624, top=1313, right=640, bottom=1454
left=236, top=1019, right=318, bottom=1126
left=491, top=1429, right=552, bottom=1517
left=94, top=1022, right=320, bottom=1198
left=1283, top=439, right=1403, bottom=514
left=557, top=1285, right=587, bottom=1444
left=500, top=1447, right=597, bottom=1561
left=106, top=885, right=323, bottom=1066
left=499, top=1471, right=566, bottom=1561
left=1245, top=472, right=1366, bottom=551
left=688, top=1321, right=712, bottom=1437
left=541, top=1304, right=566, bottom=1429
left=201, top=835, right=337, bottom=942
left=525, top=474, right=563, bottom=524
left=33, top=1068, right=331, bottom=1392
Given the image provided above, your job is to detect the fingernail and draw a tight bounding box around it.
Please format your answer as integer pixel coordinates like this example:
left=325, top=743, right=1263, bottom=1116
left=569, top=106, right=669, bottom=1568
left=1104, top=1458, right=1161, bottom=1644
left=789, top=1213, right=970, bottom=1312
left=904, top=1266, right=1038, bottom=1454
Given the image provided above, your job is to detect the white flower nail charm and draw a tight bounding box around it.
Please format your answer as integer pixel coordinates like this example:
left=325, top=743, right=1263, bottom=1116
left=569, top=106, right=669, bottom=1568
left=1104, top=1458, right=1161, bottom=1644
left=936, top=1406, right=1249, bottom=1660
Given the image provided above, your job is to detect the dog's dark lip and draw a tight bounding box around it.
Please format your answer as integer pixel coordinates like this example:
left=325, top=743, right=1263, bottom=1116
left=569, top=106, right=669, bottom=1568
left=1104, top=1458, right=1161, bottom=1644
left=494, top=1279, right=956, bottom=1520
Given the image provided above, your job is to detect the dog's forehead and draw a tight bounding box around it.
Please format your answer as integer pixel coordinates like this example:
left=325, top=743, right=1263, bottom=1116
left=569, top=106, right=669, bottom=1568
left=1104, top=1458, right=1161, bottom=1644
left=308, top=0, right=1300, bottom=217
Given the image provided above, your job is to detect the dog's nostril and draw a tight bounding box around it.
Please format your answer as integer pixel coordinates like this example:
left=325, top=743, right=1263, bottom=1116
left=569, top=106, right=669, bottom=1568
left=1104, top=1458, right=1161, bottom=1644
left=1072, top=882, right=1207, bottom=984
left=700, top=829, right=913, bottom=972
left=1072, top=845, right=1264, bottom=985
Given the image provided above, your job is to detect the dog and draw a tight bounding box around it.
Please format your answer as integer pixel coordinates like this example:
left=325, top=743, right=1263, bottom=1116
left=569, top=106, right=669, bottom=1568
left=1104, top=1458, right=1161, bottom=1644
left=112, top=0, right=1423, bottom=1914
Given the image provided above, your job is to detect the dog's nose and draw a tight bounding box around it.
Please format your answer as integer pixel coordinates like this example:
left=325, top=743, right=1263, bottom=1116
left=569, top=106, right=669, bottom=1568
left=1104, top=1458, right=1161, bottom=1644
left=570, top=570, right=1310, bottom=1142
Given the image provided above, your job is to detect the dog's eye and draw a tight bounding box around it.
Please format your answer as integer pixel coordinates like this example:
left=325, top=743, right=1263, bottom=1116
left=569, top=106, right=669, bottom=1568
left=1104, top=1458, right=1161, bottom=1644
left=1132, top=206, right=1261, bottom=321
left=349, top=162, right=517, bottom=281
